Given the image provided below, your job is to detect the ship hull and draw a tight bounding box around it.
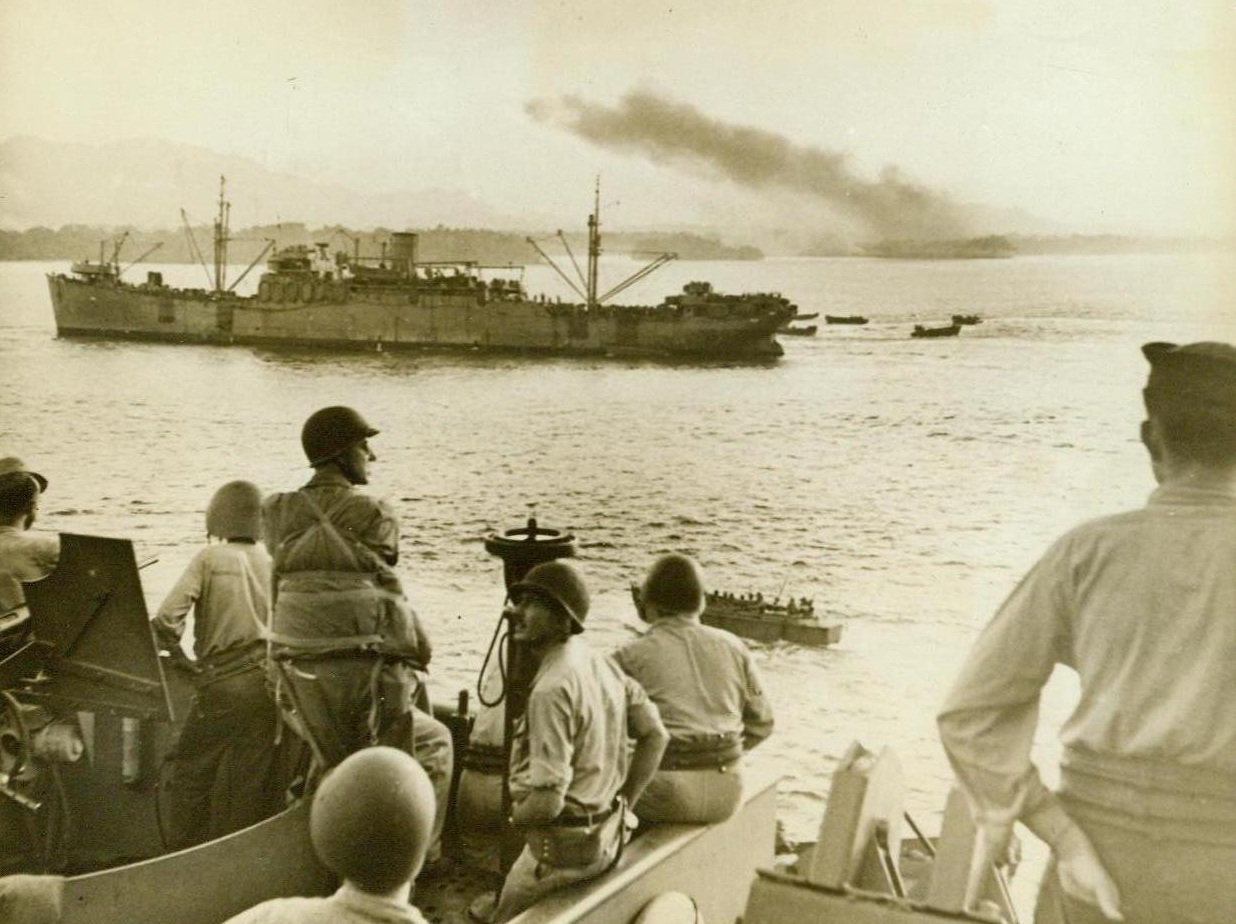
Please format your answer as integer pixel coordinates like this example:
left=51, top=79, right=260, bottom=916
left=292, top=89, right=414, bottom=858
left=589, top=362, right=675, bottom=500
left=47, top=276, right=785, bottom=359
left=701, top=609, right=844, bottom=647
left=10, top=770, right=777, bottom=924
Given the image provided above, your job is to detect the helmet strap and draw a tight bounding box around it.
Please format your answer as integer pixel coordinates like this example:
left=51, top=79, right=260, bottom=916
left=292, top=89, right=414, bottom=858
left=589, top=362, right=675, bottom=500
left=328, top=449, right=367, bottom=485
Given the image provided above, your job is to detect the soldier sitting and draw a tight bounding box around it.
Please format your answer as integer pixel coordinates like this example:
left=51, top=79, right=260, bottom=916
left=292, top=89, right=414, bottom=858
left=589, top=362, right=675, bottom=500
left=616, top=553, right=774, bottom=824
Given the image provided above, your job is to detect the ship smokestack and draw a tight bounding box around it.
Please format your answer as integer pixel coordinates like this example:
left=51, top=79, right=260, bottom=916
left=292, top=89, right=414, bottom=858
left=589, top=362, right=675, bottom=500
left=389, top=232, right=419, bottom=276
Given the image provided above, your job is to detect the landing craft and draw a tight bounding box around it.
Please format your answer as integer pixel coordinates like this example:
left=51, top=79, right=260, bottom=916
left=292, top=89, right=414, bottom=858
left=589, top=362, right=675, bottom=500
left=46, top=179, right=795, bottom=360
left=1, top=524, right=1019, bottom=924
left=0, top=529, right=775, bottom=924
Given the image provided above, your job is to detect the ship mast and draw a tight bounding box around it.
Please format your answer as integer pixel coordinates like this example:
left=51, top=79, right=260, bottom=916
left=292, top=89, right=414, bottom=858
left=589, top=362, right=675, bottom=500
left=212, top=176, right=230, bottom=294
left=586, top=177, right=600, bottom=310
left=525, top=180, right=677, bottom=311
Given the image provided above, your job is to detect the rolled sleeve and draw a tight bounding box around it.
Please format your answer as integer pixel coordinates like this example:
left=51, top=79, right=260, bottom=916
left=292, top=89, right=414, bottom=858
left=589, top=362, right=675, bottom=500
left=524, top=684, right=574, bottom=795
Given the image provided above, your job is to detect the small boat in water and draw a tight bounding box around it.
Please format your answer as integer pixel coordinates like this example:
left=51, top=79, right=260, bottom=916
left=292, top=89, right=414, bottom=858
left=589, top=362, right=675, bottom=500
left=701, top=591, right=843, bottom=646
left=777, top=324, right=818, bottom=336
left=911, top=323, right=962, bottom=339
left=825, top=314, right=869, bottom=325
left=951, top=314, right=981, bottom=326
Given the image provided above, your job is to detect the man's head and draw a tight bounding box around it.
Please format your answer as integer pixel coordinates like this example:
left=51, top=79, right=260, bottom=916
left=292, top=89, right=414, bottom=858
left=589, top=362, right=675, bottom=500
left=636, top=553, right=706, bottom=622
left=301, top=406, right=379, bottom=485
left=508, top=559, right=589, bottom=646
left=1141, top=342, right=1236, bottom=471
left=0, top=458, right=47, bottom=529
left=205, top=480, right=263, bottom=541
left=310, top=746, right=436, bottom=896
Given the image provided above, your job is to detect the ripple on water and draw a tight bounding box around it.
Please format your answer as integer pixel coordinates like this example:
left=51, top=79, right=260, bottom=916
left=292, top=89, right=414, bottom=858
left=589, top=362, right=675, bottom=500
left=7, top=254, right=1235, bottom=916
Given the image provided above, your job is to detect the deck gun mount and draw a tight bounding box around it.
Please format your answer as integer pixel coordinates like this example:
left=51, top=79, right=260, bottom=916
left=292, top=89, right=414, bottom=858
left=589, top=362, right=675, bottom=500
left=0, top=534, right=177, bottom=871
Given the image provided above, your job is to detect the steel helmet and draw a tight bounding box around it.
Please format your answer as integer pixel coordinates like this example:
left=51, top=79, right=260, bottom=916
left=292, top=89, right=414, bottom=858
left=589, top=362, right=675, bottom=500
left=310, top=746, right=436, bottom=893
left=510, top=559, right=590, bottom=633
left=640, top=553, right=706, bottom=618
left=301, top=406, right=379, bottom=467
left=205, top=480, right=263, bottom=540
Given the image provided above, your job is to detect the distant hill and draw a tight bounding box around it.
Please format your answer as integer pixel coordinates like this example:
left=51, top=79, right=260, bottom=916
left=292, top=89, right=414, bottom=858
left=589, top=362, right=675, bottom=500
left=0, top=136, right=546, bottom=232
left=0, top=137, right=761, bottom=261
left=4, top=137, right=1222, bottom=257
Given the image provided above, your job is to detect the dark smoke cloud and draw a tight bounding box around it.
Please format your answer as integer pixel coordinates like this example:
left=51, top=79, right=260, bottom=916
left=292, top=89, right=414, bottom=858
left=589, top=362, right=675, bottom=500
left=526, top=91, right=969, bottom=241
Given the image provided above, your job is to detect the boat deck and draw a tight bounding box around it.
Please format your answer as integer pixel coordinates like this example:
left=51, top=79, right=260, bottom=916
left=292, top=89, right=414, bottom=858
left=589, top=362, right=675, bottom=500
left=415, top=860, right=505, bottom=924
left=416, top=767, right=778, bottom=924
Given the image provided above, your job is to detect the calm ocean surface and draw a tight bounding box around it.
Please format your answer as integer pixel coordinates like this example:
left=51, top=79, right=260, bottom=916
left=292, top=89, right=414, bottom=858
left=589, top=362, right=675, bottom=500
left=2, top=250, right=1235, bottom=910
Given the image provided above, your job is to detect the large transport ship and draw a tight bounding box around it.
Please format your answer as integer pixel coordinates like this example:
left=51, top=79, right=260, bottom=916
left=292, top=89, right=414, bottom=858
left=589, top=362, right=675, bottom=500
left=46, top=181, right=795, bottom=359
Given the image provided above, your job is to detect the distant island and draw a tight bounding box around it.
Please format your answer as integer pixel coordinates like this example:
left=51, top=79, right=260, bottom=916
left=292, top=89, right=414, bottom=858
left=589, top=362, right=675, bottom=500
left=802, top=232, right=1232, bottom=259
left=0, top=224, right=763, bottom=266
left=1005, top=234, right=1234, bottom=256
left=858, top=236, right=1017, bottom=259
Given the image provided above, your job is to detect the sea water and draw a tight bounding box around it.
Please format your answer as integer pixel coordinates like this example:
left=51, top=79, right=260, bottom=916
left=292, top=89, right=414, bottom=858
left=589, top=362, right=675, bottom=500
left=2, top=249, right=1234, bottom=913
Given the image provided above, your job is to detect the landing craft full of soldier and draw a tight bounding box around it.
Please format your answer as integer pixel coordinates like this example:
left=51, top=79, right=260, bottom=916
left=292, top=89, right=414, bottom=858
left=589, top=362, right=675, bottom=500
left=3, top=343, right=1236, bottom=924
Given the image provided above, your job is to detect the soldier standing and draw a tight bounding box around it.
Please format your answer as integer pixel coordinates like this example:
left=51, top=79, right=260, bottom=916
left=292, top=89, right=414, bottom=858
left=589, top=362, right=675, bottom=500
left=262, top=406, right=452, bottom=858
left=939, top=342, right=1236, bottom=923
left=154, top=480, right=281, bottom=847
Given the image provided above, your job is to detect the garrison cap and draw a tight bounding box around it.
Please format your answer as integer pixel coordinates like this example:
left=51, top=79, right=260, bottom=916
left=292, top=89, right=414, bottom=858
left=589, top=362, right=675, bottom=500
left=0, top=457, right=48, bottom=492
left=1142, top=341, right=1236, bottom=412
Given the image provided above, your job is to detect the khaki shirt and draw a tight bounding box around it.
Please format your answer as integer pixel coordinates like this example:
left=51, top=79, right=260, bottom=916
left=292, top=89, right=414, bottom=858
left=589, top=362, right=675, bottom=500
left=509, top=636, right=651, bottom=815
left=939, top=483, right=1236, bottom=832
left=613, top=615, right=773, bottom=747
left=221, top=883, right=430, bottom=924
left=0, top=525, right=59, bottom=615
left=153, top=542, right=272, bottom=659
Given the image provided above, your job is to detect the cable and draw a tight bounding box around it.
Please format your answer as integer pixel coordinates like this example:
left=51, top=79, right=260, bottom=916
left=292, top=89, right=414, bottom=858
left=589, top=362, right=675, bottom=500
left=476, top=603, right=512, bottom=709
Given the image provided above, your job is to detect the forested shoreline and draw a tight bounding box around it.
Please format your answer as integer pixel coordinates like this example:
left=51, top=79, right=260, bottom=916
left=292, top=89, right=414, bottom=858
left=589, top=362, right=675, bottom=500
left=4, top=223, right=1227, bottom=266
left=0, top=224, right=763, bottom=265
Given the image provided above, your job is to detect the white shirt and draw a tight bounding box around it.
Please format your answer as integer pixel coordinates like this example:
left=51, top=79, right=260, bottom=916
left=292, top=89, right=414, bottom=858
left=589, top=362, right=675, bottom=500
left=939, top=482, right=1236, bottom=833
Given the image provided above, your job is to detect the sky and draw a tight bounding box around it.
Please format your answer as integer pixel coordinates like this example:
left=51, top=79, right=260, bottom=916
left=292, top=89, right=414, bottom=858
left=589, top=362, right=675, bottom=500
left=2, top=0, right=1234, bottom=238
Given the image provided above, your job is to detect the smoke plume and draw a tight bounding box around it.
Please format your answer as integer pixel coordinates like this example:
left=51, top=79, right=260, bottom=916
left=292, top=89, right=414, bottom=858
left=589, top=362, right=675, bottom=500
left=526, top=91, right=969, bottom=241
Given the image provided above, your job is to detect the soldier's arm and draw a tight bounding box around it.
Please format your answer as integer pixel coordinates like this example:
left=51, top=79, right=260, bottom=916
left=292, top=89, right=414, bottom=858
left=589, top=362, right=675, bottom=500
left=621, top=681, right=668, bottom=806
left=937, top=537, right=1074, bottom=864
left=152, top=550, right=206, bottom=655
left=510, top=788, right=565, bottom=826
left=510, top=687, right=572, bottom=825
left=740, top=650, right=774, bottom=750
